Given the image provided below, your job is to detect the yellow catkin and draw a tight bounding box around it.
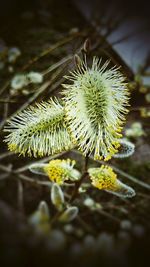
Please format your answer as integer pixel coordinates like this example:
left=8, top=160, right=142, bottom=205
left=44, top=159, right=75, bottom=184
left=89, top=165, right=118, bottom=190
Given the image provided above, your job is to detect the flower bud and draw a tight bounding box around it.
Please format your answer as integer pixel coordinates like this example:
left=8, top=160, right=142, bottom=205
left=38, top=201, right=50, bottom=217
left=83, top=38, right=91, bottom=53
left=74, top=54, right=82, bottom=67
left=29, top=201, right=50, bottom=234
left=59, top=206, right=78, bottom=223
left=51, top=183, right=64, bottom=211
left=29, top=163, right=47, bottom=175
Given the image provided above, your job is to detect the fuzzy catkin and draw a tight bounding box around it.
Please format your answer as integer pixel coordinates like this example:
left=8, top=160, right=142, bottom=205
left=62, top=57, right=129, bottom=161
left=4, top=98, right=74, bottom=157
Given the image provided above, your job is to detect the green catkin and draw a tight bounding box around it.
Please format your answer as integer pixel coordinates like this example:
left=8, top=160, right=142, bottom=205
left=62, top=57, right=130, bottom=161
left=4, top=98, right=74, bottom=157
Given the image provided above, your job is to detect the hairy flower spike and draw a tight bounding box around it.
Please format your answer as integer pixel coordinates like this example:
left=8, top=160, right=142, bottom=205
left=89, top=165, right=117, bottom=190
left=62, top=57, right=129, bottom=160
left=4, top=98, right=73, bottom=157
left=88, top=165, right=135, bottom=198
left=44, top=159, right=80, bottom=184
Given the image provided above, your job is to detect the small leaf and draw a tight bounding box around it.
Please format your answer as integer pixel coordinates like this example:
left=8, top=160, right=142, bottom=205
left=51, top=183, right=64, bottom=211
left=59, top=206, right=78, bottom=223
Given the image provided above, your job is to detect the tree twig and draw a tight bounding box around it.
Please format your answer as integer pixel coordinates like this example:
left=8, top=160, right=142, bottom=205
left=17, top=180, right=24, bottom=213
left=69, top=155, right=89, bottom=203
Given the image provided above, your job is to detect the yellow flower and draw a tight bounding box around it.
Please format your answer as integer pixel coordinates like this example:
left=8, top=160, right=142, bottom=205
left=44, top=159, right=81, bottom=184
left=88, top=165, right=135, bottom=198
left=29, top=158, right=81, bottom=185
left=89, top=165, right=117, bottom=190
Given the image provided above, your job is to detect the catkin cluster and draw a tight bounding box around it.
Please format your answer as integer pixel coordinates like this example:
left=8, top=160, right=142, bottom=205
left=4, top=57, right=130, bottom=160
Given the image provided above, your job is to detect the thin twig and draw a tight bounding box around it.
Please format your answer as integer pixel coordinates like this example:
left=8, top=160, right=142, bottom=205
left=21, top=34, right=79, bottom=71
left=109, top=164, right=150, bottom=190
left=96, top=209, right=120, bottom=224
left=0, top=96, right=9, bottom=130
left=77, top=215, right=96, bottom=235
left=14, top=151, right=68, bottom=173
left=69, top=172, right=88, bottom=203
left=69, top=155, right=89, bottom=203
left=0, top=173, right=10, bottom=180
left=0, top=81, right=10, bottom=97
left=17, top=180, right=24, bottom=213
left=0, top=163, right=12, bottom=173
left=50, top=209, right=65, bottom=226
left=17, top=173, right=51, bottom=186
left=0, top=57, right=72, bottom=129
left=42, top=55, right=72, bottom=76
left=0, top=99, right=17, bottom=103
left=0, top=151, right=14, bottom=160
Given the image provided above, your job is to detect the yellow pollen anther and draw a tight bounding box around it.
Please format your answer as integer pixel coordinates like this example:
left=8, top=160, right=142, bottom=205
left=88, top=165, right=118, bottom=190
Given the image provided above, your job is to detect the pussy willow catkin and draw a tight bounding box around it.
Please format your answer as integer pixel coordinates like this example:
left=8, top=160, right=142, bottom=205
left=4, top=56, right=129, bottom=160
left=4, top=98, right=74, bottom=157
left=62, top=57, right=129, bottom=161
left=88, top=165, right=135, bottom=198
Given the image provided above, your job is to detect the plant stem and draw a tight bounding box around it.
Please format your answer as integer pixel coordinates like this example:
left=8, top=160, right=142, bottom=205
left=84, top=154, right=89, bottom=172
left=69, top=155, right=89, bottom=203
